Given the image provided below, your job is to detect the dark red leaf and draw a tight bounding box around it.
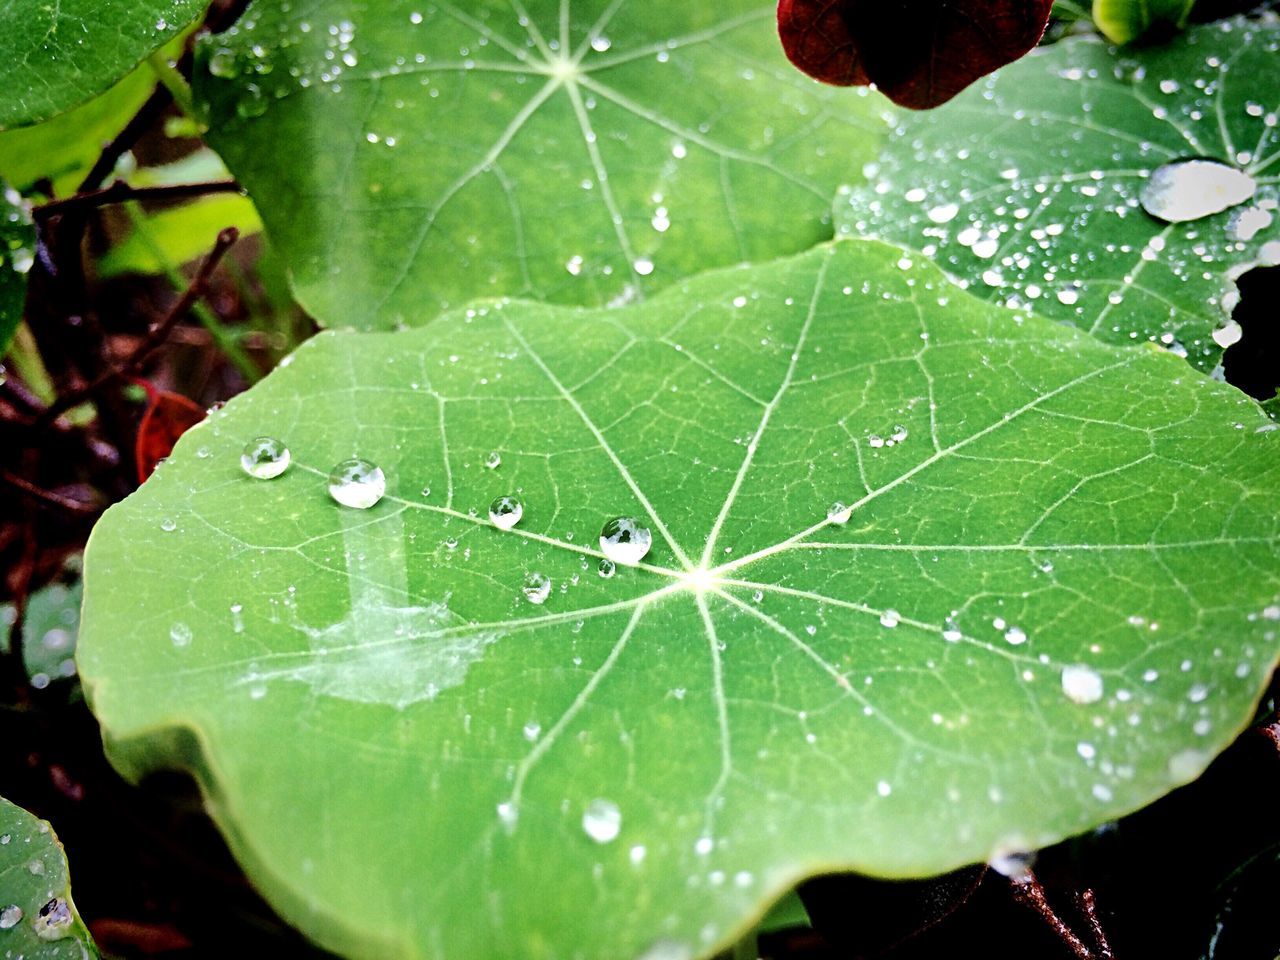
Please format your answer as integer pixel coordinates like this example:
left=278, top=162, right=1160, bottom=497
left=777, top=0, right=1054, bottom=109
left=133, top=379, right=205, bottom=482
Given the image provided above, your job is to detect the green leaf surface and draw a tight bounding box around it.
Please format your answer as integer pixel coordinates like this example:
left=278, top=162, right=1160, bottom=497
left=0, top=0, right=207, bottom=130
left=1093, top=0, right=1196, bottom=44
left=834, top=19, right=1280, bottom=373
left=193, top=1, right=886, bottom=330
left=0, top=797, right=98, bottom=958
left=0, top=60, right=156, bottom=195
left=1, top=189, right=34, bottom=356
left=78, top=240, right=1280, bottom=960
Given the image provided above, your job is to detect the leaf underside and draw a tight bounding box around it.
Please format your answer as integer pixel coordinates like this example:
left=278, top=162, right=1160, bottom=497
left=79, top=239, right=1280, bottom=960
left=194, top=0, right=887, bottom=331
left=835, top=18, right=1280, bottom=373
left=776, top=0, right=1054, bottom=109
left=0, top=0, right=208, bottom=130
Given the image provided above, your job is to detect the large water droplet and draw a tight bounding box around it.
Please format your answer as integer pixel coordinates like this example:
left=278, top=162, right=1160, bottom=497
left=1061, top=664, right=1104, bottom=704
left=599, top=517, right=652, bottom=566
left=327, top=459, right=386, bottom=509
left=33, top=898, right=73, bottom=941
left=582, top=798, right=622, bottom=843
left=240, top=437, right=291, bottom=479
left=522, top=572, right=551, bottom=605
left=489, top=495, right=523, bottom=530
left=1140, top=160, right=1257, bottom=223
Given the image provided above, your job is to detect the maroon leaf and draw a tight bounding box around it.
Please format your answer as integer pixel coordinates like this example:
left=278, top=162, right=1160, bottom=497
left=132, top=379, right=205, bottom=483
left=777, top=0, right=1054, bottom=109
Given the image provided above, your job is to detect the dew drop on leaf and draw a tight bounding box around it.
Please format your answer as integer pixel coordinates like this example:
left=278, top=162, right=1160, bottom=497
left=599, top=517, right=652, bottom=566
left=1139, top=160, right=1257, bottom=223
left=880, top=609, right=901, bottom=628
left=1061, top=664, right=1104, bottom=704
left=488, top=496, right=523, bottom=531
left=581, top=798, right=621, bottom=843
left=327, top=459, right=386, bottom=509
left=33, top=898, right=73, bottom=941
left=827, top=501, right=853, bottom=524
left=522, top=572, right=551, bottom=605
left=169, top=622, right=192, bottom=648
left=597, top=558, right=616, bottom=579
left=0, top=905, right=21, bottom=930
left=484, top=451, right=502, bottom=469
left=240, top=437, right=291, bottom=479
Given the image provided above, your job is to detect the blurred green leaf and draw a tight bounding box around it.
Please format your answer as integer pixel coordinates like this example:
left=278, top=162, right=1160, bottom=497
left=1094, top=0, right=1196, bottom=44
left=99, top=194, right=262, bottom=278
left=1, top=188, right=33, bottom=356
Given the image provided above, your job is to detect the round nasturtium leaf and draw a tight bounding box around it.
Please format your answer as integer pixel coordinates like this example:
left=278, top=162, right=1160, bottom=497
left=835, top=18, right=1280, bottom=373
left=192, top=0, right=887, bottom=330
left=0, top=796, right=98, bottom=959
left=0, top=0, right=209, bottom=130
left=79, top=240, right=1280, bottom=960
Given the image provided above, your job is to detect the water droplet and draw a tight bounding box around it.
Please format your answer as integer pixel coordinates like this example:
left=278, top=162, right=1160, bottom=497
left=1004, top=626, right=1027, bottom=645
left=597, top=558, right=616, bottom=579
left=207, top=47, right=239, bottom=78
left=522, top=721, right=541, bottom=741
left=0, top=905, right=21, bottom=929
left=160, top=517, right=177, bottom=532
left=827, top=501, right=852, bottom=524
left=33, top=898, right=73, bottom=941
left=488, top=495, right=523, bottom=530
left=236, top=83, right=268, bottom=119
left=170, top=622, right=192, bottom=647
left=1140, top=160, right=1257, bottom=223
left=879, top=609, right=900, bottom=628
left=989, top=849, right=1034, bottom=880
left=522, top=572, right=551, bottom=605
left=599, top=517, right=652, bottom=566
left=240, top=437, right=291, bottom=479
left=1061, top=664, right=1104, bottom=704
left=582, top=798, right=621, bottom=843
left=635, top=939, right=694, bottom=960
left=327, top=459, right=386, bottom=509
left=942, top=619, right=963, bottom=642
left=484, top=450, right=502, bottom=469
left=927, top=203, right=960, bottom=224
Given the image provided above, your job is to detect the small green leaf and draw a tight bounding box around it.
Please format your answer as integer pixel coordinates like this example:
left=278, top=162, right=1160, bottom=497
left=0, top=797, right=98, bottom=959
left=99, top=194, right=263, bottom=278
left=79, top=240, right=1279, bottom=960
left=1093, top=0, right=1196, bottom=45
left=20, top=580, right=82, bottom=688
left=0, top=0, right=208, bottom=130
left=835, top=18, right=1280, bottom=373
left=193, top=1, right=886, bottom=330
left=1, top=189, right=33, bottom=356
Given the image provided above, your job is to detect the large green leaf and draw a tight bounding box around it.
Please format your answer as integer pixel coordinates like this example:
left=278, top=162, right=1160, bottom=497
left=1, top=188, right=33, bottom=356
left=79, top=240, right=1280, bottom=960
left=835, top=18, right=1280, bottom=373
left=193, top=0, right=886, bottom=330
left=0, top=0, right=207, bottom=130
left=0, top=796, right=98, bottom=958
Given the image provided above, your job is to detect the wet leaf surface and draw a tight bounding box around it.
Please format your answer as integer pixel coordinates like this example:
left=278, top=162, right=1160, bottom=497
left=834, top=18, right=1280, bottom=373
left=79, top=239, right=1280, bottom=960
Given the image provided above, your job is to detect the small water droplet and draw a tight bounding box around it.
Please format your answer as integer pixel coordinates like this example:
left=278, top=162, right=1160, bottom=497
left=522, top=572, right=551, bottom=605
left=522, top=721, right=541, bottom=741
left=488, top=495, right=523, bottom=530
left=484, top=451, right=502, bottom=469
left=827, top=501, right=852, bottom=524
left=160, top=517, right=177, bottom=532
left=1004, top=626, right=1027, bottom=645
left=327, top=459, right=386, bottom=509
left=879, top=609, right=900, bottom=628
left=600, top=517, right=652, bottom=566
left=582, top=798, right=621, bottom=843
left=240, top=437, right=291, bottom=479
left=597, top=558, right=616, bottom=579
left=170, top=622, right=192, bottom=648
left=988, top=849, right=1034, bottom=880
left=0, top=905, right=21, bottom=930
left=1140, top=160, right=1257, bottom=223
left=1061, top=664, right=1104, bottom=704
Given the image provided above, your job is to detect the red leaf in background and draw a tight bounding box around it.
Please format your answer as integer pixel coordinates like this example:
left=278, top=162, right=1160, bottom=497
left=133, top=379, right=205, bottom=483
left=777, top=0, right=1054, bottom=109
